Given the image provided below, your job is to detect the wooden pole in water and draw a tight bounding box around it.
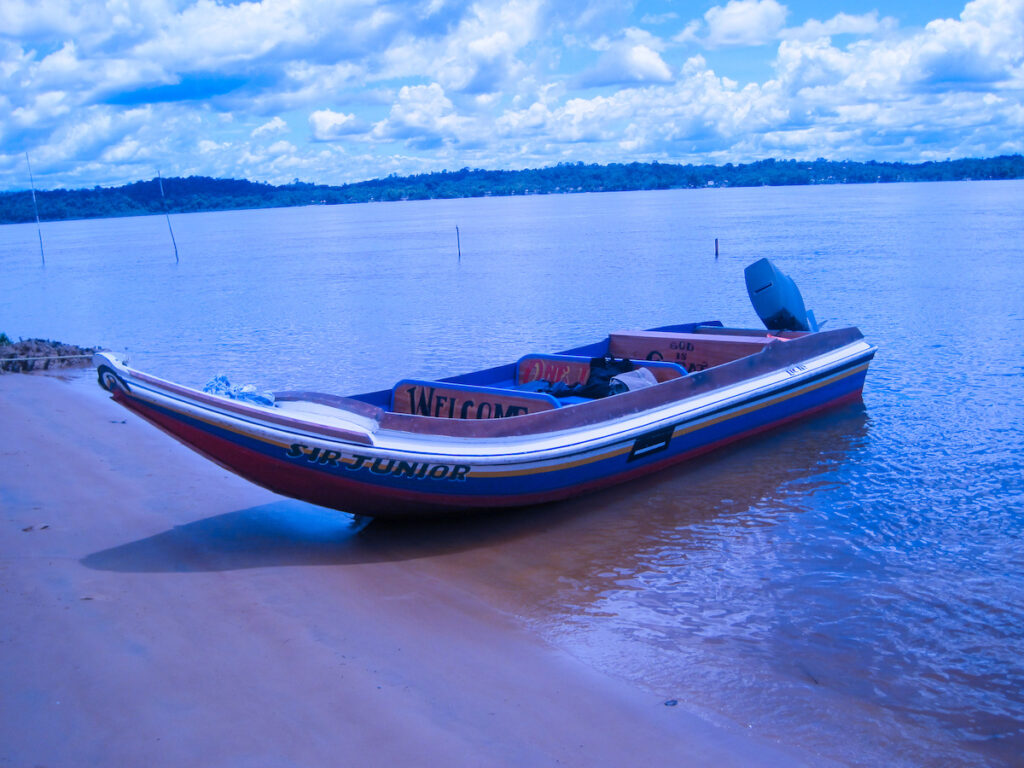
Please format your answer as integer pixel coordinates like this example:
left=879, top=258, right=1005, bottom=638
left=715, top=238, right=719, bottom=259
left=456, top=225, right=462, bottom=263
left=158, top=170, right=179, bottom=263
left=25, top=153, right=44, bottom=266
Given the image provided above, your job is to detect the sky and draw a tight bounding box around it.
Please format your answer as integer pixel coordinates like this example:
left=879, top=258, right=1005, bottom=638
left=1, top=0, right=1022, bottom=191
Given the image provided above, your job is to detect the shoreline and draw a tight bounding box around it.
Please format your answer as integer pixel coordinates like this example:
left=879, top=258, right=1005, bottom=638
left=3, top=157, right=1023, bottom=226
left=1, top=371, right=825, bottom=766
left=0, top=338, right=96, bottom=372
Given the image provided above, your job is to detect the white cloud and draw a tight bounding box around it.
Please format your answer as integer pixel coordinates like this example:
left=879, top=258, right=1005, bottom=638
left=100, top=137, right=143, bottom=163
left=251, top=116, right=288, bottom=138
left=131, top=0, right=310, bottom=70
left=372, top=83, right=467, bottom=148
left=782, top=12, right=895, bottom=42
left=579, top=28, right=673, bottom=87
left=267, top=139, right=296, bottom=155
left=554, top=95, right=630, bottom=142
left=309, top=109, right=362, bottom=141
left=495, top=101, right=552, bottom=135
left=37, top=41, right=82, bottom=79
left=0, top=0, right=99, bottom=39
left=773, top=38, right=854, bottom=93
left=579, top=44, right=673, bottom=87
left=704, top=0, right=788, bottom=48
left=641, top=12, right=679, bottom=26
left=907, top=0, right=1024, bottom=87
left=673, top=20, right=702, bottom=46
left=395, top=0, right=541, bottom=95
left=35, top=105, right=153, bottom=170
left=239, top=61, right=366, bottom=116
left=198, top=139, right=226, bottom=154
left=1, top=0, right=1023, bottom=189
left=489, top=7, right=1024, bottom=167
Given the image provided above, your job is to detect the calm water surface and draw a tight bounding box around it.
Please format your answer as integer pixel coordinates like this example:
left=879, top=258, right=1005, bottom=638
left=3, top=182, right=1023, bottom=766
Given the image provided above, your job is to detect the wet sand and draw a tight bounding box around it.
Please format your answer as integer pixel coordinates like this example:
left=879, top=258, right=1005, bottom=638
left=1, top=372, right=826, bottom=767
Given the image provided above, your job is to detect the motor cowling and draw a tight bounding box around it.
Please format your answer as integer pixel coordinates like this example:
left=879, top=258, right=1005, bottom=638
left=744, top=258, right=818, bottom=332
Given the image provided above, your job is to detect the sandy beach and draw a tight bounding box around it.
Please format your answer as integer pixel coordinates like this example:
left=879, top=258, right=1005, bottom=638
left=1, top=371, right=826, bottom=767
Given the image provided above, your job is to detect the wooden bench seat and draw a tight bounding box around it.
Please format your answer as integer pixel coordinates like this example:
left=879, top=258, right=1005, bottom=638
left=609, top=331, right=772, bottom=373
left=515, top=354, right=685, bottom=387
left=392, top=379, right=559, bottom=419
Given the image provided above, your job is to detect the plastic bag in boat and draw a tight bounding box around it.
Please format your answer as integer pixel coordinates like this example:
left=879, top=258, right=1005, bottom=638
left=609, top=367, right=658, bottom=394
left=202, top=374, right=275, bottom=407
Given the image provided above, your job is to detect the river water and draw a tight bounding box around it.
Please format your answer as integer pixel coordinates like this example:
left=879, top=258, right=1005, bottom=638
left=2, top=181, right=1023, bottom=766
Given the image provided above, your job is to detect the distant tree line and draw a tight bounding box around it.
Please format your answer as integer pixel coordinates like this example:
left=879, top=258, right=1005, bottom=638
left=2, top=155, right=1023, bottom=225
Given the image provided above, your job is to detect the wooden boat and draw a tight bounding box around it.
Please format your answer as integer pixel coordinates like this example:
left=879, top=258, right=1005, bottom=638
left=94, top=260, right=875, bottom=518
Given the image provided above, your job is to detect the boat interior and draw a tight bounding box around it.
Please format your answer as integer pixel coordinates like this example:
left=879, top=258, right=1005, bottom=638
left=344, top=323, right=809, bottom=420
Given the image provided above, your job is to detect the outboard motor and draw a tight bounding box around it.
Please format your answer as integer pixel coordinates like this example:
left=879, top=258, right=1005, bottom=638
left=744, top=258, right=819, bottom=332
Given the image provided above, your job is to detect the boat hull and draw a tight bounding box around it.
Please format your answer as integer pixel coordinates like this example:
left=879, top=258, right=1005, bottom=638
left=99, top=336, right=873, bottom=518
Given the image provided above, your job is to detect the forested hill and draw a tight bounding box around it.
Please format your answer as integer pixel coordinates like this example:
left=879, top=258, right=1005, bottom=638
left=2, top=155, right=1023, bottom=225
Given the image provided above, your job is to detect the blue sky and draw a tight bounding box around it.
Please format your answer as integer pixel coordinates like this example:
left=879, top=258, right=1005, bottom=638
left=1, top=0, right=1021, bottom=190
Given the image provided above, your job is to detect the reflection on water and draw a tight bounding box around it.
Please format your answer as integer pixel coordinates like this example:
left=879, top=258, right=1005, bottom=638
left=527, top=402, right=1017, bottom=767
left=7, top=181, right=1024, bottom=767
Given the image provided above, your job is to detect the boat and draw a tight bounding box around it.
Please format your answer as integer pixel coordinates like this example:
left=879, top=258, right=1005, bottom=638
left=94, top=259, right=876, bottom=518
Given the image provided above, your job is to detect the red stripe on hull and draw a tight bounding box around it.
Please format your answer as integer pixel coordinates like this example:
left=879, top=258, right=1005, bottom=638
left=114, top=391, right=437, bottom=515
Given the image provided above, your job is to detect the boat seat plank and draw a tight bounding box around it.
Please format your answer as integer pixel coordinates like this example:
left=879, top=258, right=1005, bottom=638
left=691, top=326, right=805, bottom=338
left=515, top=353, right=685, bottom=386
left=609, top=331, right=770, bottom=373
left=391, top=379, right=559, bottom=419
